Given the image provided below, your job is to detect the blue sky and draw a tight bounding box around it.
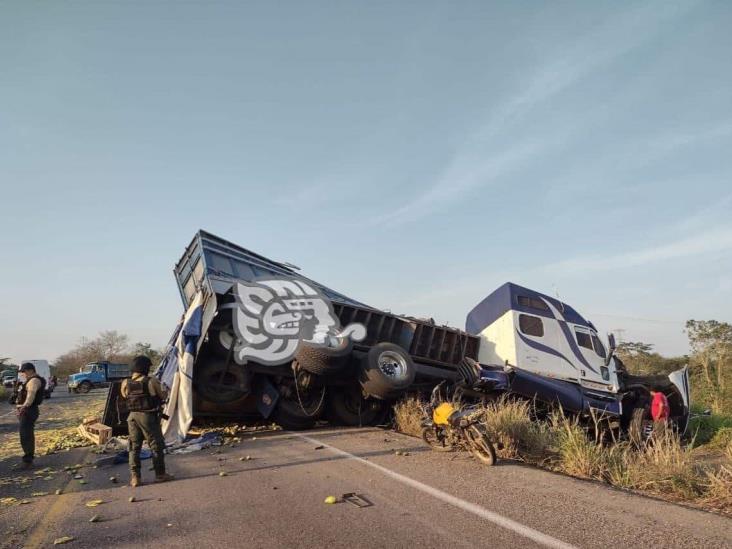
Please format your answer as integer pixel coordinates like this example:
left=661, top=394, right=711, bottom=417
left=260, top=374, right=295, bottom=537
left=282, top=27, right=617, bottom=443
left=1, top=1, right=730, bottom=363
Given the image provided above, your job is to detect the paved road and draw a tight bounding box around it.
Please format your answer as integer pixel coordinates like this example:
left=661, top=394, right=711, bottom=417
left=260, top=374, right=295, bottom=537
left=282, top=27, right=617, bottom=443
left=1, top=418, right=730, bottom=548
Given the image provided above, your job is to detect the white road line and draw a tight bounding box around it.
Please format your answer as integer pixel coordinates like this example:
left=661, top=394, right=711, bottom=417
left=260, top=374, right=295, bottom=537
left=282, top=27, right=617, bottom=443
left=294, top=433, right=579, bottom=549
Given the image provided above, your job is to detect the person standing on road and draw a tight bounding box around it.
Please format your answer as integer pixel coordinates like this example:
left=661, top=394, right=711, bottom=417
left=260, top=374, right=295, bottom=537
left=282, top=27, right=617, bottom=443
left=120, top=355, right=174, bottom=487
left=16, top=362, right=46, bottom=469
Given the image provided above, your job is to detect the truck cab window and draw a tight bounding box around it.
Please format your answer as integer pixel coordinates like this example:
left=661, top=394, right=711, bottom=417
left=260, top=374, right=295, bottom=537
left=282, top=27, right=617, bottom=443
left=591, top=335, right=606, bottom=358
left=575, top=329, right=593, bottom=350
left=517, top=295, right=550, bottom=312
left=519, top=314, right=544, bottom=337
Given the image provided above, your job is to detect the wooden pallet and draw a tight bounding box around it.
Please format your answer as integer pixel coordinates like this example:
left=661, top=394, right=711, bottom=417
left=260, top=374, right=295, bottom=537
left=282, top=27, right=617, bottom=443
left=78, top=421, right=112, bottom=445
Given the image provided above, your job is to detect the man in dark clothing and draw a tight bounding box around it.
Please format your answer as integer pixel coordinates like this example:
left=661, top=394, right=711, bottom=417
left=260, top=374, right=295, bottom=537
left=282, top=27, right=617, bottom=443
left=16, top=362, right=45, bottom=469
left=120, top=355, right=174, bottom=487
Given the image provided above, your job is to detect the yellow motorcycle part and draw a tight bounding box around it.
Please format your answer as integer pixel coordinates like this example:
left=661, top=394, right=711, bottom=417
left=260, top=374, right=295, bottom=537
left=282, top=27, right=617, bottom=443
left=433, top=403, right=455, bottom=426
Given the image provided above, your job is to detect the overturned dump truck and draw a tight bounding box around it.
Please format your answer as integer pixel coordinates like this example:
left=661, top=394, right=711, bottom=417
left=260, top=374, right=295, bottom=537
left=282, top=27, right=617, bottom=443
left=106, top=230, right=690, bottom=440
left=163, top=230, right=480, bottom=430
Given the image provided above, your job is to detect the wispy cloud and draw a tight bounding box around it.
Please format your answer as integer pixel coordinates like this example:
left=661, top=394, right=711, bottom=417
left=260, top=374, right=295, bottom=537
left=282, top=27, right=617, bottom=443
left=372, top=138, right=550, bottom=224
left=543, top=225, right=732, bottom=275
left=373, top=0, right=701, bottom=226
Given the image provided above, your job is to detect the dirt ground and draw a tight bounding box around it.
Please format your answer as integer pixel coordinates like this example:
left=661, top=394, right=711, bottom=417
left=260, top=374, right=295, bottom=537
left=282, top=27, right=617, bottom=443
left=0, top=385, right=106, bottom=462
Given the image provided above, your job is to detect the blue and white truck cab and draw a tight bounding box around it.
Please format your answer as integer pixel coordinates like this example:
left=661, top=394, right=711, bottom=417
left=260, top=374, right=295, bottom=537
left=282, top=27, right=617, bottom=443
left=466, top=283, right=691, bottom=433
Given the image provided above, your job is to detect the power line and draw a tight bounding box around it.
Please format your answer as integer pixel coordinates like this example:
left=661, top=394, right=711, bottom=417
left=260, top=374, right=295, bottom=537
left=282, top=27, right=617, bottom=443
left=590, top=313, right=686, bottom=325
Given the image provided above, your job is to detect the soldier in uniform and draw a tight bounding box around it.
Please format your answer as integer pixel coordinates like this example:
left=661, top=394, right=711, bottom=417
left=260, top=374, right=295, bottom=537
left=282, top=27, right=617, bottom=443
left=16, top=362, right=47, bottom=469
left=120, top=356, right=174, bottom=487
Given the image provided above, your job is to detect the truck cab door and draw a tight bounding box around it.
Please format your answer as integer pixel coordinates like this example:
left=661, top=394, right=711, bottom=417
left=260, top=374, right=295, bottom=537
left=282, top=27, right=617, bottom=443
left=572, top=326, right=608, bottom=385
left=92, top=365, right=104, bottom=383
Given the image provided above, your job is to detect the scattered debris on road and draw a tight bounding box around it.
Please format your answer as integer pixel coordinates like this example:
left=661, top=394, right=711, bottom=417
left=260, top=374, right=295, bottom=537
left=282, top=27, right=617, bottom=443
left=324, top=496, right=337, bottom=504
left=53, top=536, right=75, bottom=545
left=342, top=493, right=373, bottom=508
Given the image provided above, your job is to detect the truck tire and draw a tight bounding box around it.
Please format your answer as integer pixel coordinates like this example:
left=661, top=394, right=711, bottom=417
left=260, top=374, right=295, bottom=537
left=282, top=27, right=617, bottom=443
left=272, top=387, right=326, bottom=430
left=208, top=328, right=236, bottom=359
left=629, top=406, right=649, bottom=448
left=194, top=359, right=251, bottom=404
left=295, top=338, right=353, bottom=376
left=359, top=343, right=415, bottom=399
left=79, top=381, right=92, bottom=394
left=327, top=385, right=386, bottom=426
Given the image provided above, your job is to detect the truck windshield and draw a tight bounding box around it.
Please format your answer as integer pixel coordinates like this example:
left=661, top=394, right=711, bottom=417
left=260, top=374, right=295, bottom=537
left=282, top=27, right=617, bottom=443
left=591, top=335, right=606, bottom=359
left=82, top=364, right=95, bottom=373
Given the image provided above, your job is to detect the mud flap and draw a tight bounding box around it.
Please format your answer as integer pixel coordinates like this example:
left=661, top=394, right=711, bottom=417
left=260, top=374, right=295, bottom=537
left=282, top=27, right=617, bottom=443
left=255, top=376, right=280, bottom=419
left=667, top=366, right=691, bottom=434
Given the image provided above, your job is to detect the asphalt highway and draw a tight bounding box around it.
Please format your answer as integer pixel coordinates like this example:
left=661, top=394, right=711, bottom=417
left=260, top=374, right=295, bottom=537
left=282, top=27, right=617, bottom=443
left=1, top=412, right=730, bottom=548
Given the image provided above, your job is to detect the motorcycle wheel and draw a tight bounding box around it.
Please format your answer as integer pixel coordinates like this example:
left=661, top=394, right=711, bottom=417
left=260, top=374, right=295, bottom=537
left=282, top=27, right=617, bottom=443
left=421, top=425, right=454, bottom=452
left=464, top=424, right=497, bottom=466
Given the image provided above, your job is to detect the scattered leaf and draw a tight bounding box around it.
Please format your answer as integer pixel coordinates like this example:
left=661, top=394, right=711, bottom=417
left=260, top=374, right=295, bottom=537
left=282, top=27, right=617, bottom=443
left=85, top=499, right=104, bottom=507
left=324, top=496, right=337, bottom=504
left=53, top=536, right=75, bottom=545
left=89, top=514, right=101, bottom=523
left=55, top=489, right=63, bottom=495
left=128, top=496, right=136, bottom=503
left=219, top=471, right=228, bottom=477
left=31, top=492, right=48, bottom=497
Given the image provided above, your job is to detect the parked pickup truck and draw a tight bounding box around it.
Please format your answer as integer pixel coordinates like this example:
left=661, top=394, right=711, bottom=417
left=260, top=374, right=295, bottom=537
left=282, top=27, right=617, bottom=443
left=104, top=230, right=690, bottom=439
left=68, top=362, right=130, bottom=393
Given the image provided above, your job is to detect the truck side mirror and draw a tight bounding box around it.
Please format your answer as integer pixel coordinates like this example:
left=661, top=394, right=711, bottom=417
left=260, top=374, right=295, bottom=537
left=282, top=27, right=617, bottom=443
left=608, top=333, right=616, bottom=353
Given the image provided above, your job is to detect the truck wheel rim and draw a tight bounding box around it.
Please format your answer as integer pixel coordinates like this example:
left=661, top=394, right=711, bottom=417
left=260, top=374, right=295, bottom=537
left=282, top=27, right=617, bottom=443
left=219, top=330, right=235, bottom=349
left=377, top=351, right=408, bottom=381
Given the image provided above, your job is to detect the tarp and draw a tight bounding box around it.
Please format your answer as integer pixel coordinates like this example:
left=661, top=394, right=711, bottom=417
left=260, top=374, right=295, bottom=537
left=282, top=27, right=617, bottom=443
left=160, top=290, right=205, bottom=445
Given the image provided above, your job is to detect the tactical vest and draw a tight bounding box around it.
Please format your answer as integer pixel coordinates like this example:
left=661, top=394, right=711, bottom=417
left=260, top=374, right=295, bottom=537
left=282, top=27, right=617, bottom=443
left=125, top=377, right=161, bottom=412
left=19, top=375, right=46, bottom=407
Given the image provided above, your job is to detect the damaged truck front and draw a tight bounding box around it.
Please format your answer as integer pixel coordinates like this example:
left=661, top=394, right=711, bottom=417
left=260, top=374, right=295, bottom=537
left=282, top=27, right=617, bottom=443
left=164, top=230, right=480, bottom=430
left=465, top=283, right=691, bottom=437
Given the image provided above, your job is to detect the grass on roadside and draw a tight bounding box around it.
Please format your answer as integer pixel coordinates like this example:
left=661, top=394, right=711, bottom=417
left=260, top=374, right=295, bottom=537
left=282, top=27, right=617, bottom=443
left=392, top=394, right=732, bottom=515
left=392, top=396, right=425, bottom=438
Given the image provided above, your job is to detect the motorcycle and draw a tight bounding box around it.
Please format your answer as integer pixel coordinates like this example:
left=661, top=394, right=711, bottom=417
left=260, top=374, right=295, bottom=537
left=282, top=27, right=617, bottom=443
left=421, top=380, right=497, bottom=466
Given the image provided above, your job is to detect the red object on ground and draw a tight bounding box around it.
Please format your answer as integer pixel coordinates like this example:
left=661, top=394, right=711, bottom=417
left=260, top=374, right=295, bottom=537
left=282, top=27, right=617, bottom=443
left=651, top=391, right=670, bottom=421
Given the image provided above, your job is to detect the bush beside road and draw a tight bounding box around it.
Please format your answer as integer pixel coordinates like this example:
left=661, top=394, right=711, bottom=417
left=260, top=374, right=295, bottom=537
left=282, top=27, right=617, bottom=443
left=394, top=396, right=732, bottom=516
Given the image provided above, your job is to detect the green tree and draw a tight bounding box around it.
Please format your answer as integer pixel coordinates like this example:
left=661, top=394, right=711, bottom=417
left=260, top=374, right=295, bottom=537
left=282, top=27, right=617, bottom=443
left=686, top=320, right=732, bottom=414
left=131, top=342, right=163, bottom=366
left=615, top=341, right=686, bottom=376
